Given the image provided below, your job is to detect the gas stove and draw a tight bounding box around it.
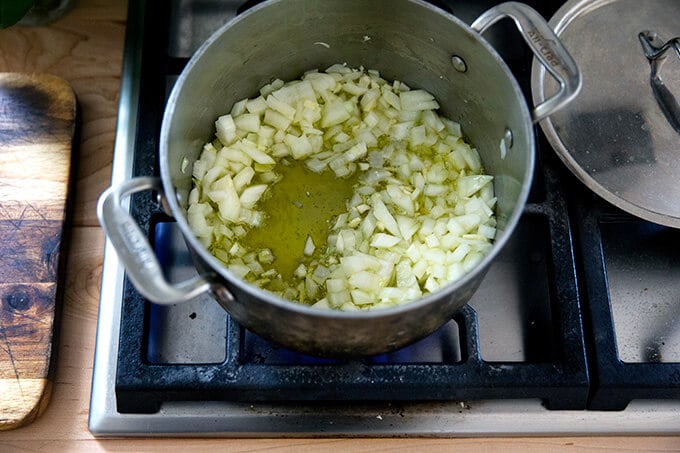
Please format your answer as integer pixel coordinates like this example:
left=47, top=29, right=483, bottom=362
left=89, top=0, right=680, bottom=436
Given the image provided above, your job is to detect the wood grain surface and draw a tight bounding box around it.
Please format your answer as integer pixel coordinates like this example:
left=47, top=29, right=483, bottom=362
left=0, top=0, right=678, bottom=451
left=0, top=72, right=75, bottom=431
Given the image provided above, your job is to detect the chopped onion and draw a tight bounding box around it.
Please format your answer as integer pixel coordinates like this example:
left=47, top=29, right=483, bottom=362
left=187, top=64, right=496, bottom=310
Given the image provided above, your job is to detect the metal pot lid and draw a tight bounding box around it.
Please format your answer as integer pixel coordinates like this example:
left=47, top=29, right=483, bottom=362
left=531, top=0, right=680, bottom=228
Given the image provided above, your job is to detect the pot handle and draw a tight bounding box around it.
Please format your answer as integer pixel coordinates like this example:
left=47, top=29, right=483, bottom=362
left=471, top=2, right=581, bottom=122
left=97, top=176, right=212, bottom=305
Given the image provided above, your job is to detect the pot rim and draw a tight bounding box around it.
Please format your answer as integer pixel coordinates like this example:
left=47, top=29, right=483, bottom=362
left=159, top=0, right=535, bottom=320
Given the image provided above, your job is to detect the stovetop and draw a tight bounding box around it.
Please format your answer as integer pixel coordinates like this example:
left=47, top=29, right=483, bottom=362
left=89, top=0, right=680, bottom=436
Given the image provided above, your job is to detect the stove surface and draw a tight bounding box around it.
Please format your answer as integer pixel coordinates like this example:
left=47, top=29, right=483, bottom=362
left=89, top=0, right=680, bottom=436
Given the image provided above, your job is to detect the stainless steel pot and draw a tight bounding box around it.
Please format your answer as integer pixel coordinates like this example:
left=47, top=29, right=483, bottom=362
left=98, top=0, right=580, bottom=357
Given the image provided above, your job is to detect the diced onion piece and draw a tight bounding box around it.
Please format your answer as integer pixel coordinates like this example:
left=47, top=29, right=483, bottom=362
left=237, top=141, right=275, bottom=165
left=422, top=110, right=445, bottom=132
left=306, top=72, right=337, bottom=93
left=381, top=88, right=401, bottom=110
left=208, top=175, right=240, bottom=222
left=294, top=263, right=307, bottom=278
left=344, top=142, right=367, bottom=162
left=321, top=99, right=351, bottom=128
left=232, top=166, right=255, bottom=193
left=260, top=78, right=284, bottom=97
left=258, top=248, right=275, bottom=264
left=231, top=98, right=248, bottom=116
left=370, top=233, right=401, bottom=248
left=371, top=195, right=401, bottom=237
left=340, top=254, right=382, bottom=274
left=215, top=114, right=237, bottom=145
left=239, top=184, right=268, bottom=208
left=400, top=89, right=440, bottom=111
left=285, top=133, right=313, bottom=159
left=361, top=88, right=380, bottom=111
left=442, top=118, right=462, bottom=136
left=263, top=109, right=292, bottom=131
left=390, top=121, right=413, bottom=141
left=396, top=215, right=419, bottom=242
left=246, top=96, right=267, bottom=114
left=458, top=175, right=494, bottom=197
left=350, top=289, right=374, bottom=305
left=326, top=63, right=351, bottom=74
left=348, top=271, right=381, bottom=292
left=234, top=113, right=260, bottom=133
left=478, top=224, right=497, bottom=240
left=385, top=185, right=414, bottom=216
left=266, top=94, right=296, bottom=119
left=229, top=262, right=251, bottom=278
left=396, top=260, right=418, bottom=288
left=312, top=298, right=331, bottom=309
left=304, top=235, right=316, bottom=256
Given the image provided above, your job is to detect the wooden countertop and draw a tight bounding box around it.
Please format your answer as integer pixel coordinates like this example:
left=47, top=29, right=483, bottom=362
left=0, top=1, right=678, bottom=451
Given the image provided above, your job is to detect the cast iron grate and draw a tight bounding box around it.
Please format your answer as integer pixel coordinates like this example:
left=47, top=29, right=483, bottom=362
left=571, top=188, right=680, bottom=411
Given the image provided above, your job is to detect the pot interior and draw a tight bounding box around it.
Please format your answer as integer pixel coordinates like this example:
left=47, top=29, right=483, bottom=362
left=161, top=0, right=534, bottom=284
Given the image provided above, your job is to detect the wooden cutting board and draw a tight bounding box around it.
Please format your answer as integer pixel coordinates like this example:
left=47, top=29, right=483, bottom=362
left=0, top=73, right=75, bottom=430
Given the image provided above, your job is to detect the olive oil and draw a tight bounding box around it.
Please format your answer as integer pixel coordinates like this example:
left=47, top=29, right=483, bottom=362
left=242, top=161, right=359, bottom=280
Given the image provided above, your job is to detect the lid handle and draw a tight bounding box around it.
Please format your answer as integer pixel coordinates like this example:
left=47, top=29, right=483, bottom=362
left=639, top=31, right=680, bottom=134
left=471, top=2, right=582, bottom=123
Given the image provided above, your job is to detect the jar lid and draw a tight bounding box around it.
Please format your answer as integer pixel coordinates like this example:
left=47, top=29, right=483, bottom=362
left=532, top=0, right=680, bottom=227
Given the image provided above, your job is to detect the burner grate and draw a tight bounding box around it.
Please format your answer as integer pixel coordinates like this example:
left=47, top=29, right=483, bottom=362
left=116, top=302, right=590, bottom=414
left=573, top=190, right=680, bottom=411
